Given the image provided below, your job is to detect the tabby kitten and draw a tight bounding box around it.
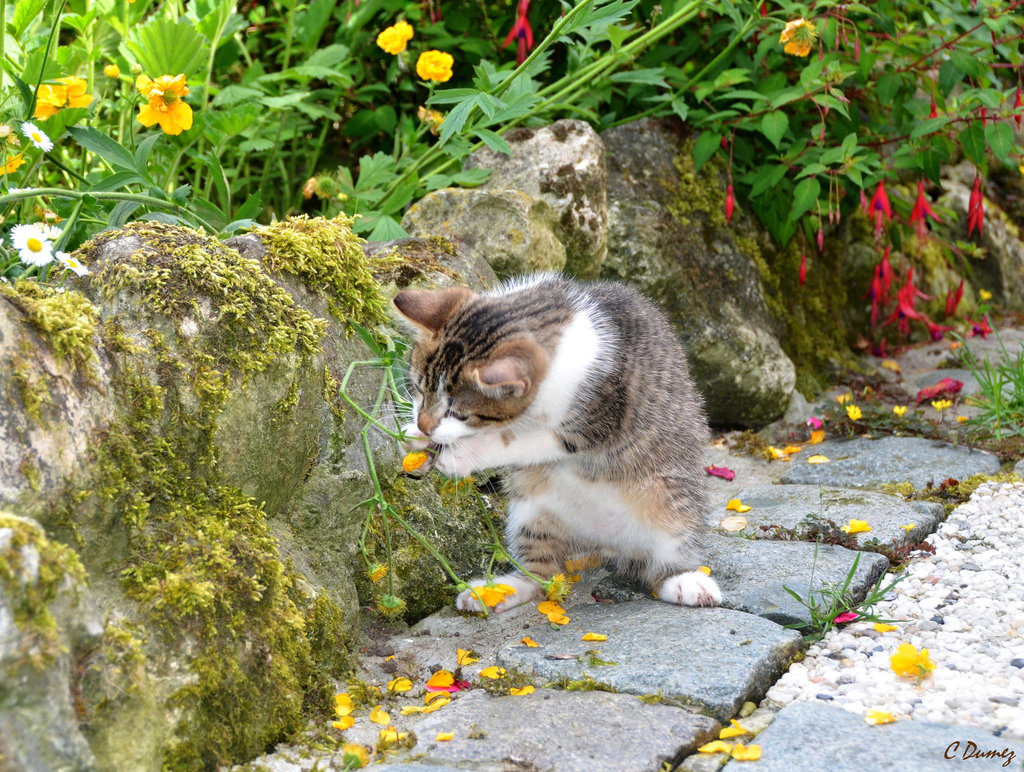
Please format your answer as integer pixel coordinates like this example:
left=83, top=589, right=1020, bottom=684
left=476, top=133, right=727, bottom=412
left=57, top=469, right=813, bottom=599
left=393, top=274, right=721, bottom=611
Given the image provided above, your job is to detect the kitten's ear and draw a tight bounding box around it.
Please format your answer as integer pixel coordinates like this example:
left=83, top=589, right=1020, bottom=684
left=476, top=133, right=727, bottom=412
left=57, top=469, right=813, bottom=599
left=393, top=287, right=473, bottom=335
left=473, top=339, right=547, bottom=400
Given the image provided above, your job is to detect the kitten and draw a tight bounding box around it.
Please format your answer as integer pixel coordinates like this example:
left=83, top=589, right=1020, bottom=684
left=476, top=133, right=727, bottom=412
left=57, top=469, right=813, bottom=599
left=393, top=275, right=721, bottom=612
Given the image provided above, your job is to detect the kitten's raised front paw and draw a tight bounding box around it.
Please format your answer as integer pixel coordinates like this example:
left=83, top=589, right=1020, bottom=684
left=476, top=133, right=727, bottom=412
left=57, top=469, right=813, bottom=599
left=657, top=571, right=722, bottom=607
left=455, top=574, right=543, bottom=614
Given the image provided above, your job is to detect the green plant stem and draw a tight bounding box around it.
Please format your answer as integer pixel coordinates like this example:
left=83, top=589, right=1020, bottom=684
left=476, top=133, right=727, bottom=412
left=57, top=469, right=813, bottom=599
left=0, top=0, right=6, bottom=96
left=340, top=359, right=407, bottom=440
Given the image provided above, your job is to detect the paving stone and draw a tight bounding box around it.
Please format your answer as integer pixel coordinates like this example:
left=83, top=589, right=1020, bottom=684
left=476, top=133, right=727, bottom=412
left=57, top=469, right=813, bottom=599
left=719, top=702, right=1024, bottom=771
left=383, top=688, right=717, bottom=772
left=779, top=436, right=1000, bottom=489
left=593, top=536, right=889, bottom=628
left=711, top=483, right=943, bottom=551
left=496, top=601, right=801, bottom=722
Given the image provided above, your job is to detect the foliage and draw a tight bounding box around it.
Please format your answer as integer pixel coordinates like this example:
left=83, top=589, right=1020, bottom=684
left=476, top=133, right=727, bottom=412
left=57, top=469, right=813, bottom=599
left=958, top=328, right=1024, bottom=437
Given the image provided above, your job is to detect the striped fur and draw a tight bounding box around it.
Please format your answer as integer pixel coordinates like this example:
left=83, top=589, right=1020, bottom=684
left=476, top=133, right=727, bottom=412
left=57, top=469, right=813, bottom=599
left=394, top=275, right=720, bottom=611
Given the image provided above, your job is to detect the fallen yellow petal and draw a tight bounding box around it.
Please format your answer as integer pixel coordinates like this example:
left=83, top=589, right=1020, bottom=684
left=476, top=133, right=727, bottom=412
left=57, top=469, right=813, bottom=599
left=425, top=690, right=450, bottom=704
left=378, top=727, right=408, bottom=744
left=581, top=633, right=608, bottom=642
left=435, top=732, right=455, bottom=741
left=841, top=519, right=872, bottom=534
left=521, top=636, right=540, bottom=647
left=864, top=709, right=896, bottom=725
left=332, top=716, right=354, bottom=730
left=426, top=670, right=455, bottom=689
left=387, top=676, right=413, bottom=693
left=725, top=499, right=752, bottom=513
left=881, top=359, right=902, bottom=373
left=766, top=446, right=784, bottom=460
left=873, top=623, right=898, bottom=633
left=479, top=666, right=506, bottom=679
left=698, top=565, right=712, bottom=575
left=957, top=415, right=968, bottom=423
left=402, top=451, right=428, bottom=472
left=809, top=429, right=825, bottom=444
left=731, top=743, right=762, bottom=761
left=720, top=515, right=748, bottom=532
left=783, top=445, right=803, bottom=454
left=547, top=612, right=570, bottom=625
left=423, top=695, right=450, bottom=712
left=334, top=692, right=354, bottom=716
left=537, top=600, right=565, bottom=615
left=457, top=648, right=479, bottom=665
left=510, top=685, right=535, bottom=696
left=400, top=705, right=426, bottom=715
left=369, top=706, right=390, bottom=725
left=806, top=455, right=830, bottom=464
left=719, top=719, right=750, bottom=739
left=698, top=740, right=734, bottom=754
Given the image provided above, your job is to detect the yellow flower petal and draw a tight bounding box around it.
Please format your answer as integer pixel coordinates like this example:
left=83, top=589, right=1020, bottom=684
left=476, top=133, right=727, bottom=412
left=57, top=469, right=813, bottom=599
left=698, top=565, right=712, bottom=575
left=478, top=666, right=506, bottom=679
left=893, top=405, right=907, bottom=417
left=520, top=636, right=540, bottom=647
left=783, top=445, right=803, bottom=455
left=880, top=359, right=902, bottom=373
left=334, top=693, right=354, bottom=716
left=957, top=415, right=968, bottom=423
left=719, top=719, right=750, bottom=739
left=425, top=690, right=450, bottom=704
left=403, top=451, right=428, bottom=471
left=547, top=612, right=570, bottom=625
left=387, top=676, right=413, bottom=693
left=980, top=289, right=993, bottom=301
left=341, top=742, right=368, bottom=768
left=510, top=685, right=535, bottom=696
left=369, top=705, right=390, bottom=725
left=581, top=633, right=608, bottom=642
left=873, top=623, right=898, bottom=632
left=810, top=429, right=826, bottom=444
left=725, top=499, right=752, bottom=513
left=846, top=404, right=863, bottom=421
left=807, top=455, right=830, bottom=464
left=841, top=519, right=871, bottom=534
left=435, top=732, right=454, bottom=741
left=332, top=716, right=354, bottom=730
left=865, top=709, right=896, bottom=725
left=426, top=670, right=455, bottom=689
left=537, top=600, right=565, bottom=615
left=423, top=695, right=450, bottom=712
left=766, top=446, right=784, bottom=460
left=719, top=515, right=748, bottom=532
left=731, top=743, right=762, bottom=761
left=400, top=705, right=426, bottom=715
left=457, top=648, right=478, bottom=665
left=698, top=740, right=734, bottom=754
left=890, top=642, right=935, bottom=678
left=899, top=523, right=916, bottom=533
left=378, top=727, right=408, bottom=745
left=836, top=393, right=851, bottom=404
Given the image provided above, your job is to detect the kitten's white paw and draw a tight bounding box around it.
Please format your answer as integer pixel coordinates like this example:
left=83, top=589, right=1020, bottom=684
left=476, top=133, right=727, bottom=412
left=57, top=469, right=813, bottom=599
left=455, top=574, right=543, bottom=614
left=657, top=571, right=722, bottom=607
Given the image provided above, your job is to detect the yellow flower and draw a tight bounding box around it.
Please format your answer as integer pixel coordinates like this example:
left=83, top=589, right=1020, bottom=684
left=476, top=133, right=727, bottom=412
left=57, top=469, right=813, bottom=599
left=931, top=399, right=952, bottom=412
left=387, top=676, right=413, bottom=693
left=806, top=455, right=830, bottom=464
left=33, top=76, right=92, bottom=119
left=890, top=642, right=935, bottom=679
left=980, top=289, right=993, bottom=301
left=731, top=744, right=762, bottom=761
left=376, top=20, right=414, bottom=55
left=726, top=499, right=752, bottom=513
left=719, top=719, right=750, bottom=739
left=104, top=63, right=121, bottom=79
left=864, top=709, right=896, bottom=725
left=4, top=153, right=24, bottom=174
left=957, top=415, right=968, bottom=423
left=334, top=692, right=354, bottom=716
left=899, top=523, right=915, bottom=533
left=836, top=393, right=851, bottom=404
left=546, top=573, right=572, bottom=602
left=417, top=105, right=445, bottom=135
left=402, top=451, right=428, bottom=471
left=341, top=743, right=369, bottom=767
left=510, top=685, right=535, bottom=696
left=698, top=566, right=712, bottom=576
left=416, top=50, right=454, bottom=82
left=893, top=405, right=907, bottom=418
left=369, top=705, right=390, bottom=725
left=846, top=404, right=863, bottom=421
left=698, top=740, right=733, bottom=754
left=435, top=732, right=454, bottom=741
left=841, top=519, right=871, bottom=534
left=369, top=563, right=388, bottom=584
left=135, top=74, right=193, bottom=135
left=469, top=583, right=517, bottom=608
left=537, top=599, right=570, bottom=624
left=332, top=716, right=354, bottom=730
left=478, top=666, right=506, bottom=679
left=521, top=636, right=539, bottom=647
left=581, top=633, right=607, bottom=642
left=378, top=727, right=408, bottom=746
left=779, top=17, right=817, bottom=57
left=873, top=623, right=898, bottom=633
left=880, top=359, right=902, bottom=373
left=456, top=648, right=478, bottom=665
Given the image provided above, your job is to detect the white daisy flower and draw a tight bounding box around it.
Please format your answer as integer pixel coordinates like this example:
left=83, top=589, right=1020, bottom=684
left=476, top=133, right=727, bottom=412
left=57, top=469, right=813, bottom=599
left=10, top=223, right=57, bottom=266
left=56, top=251, right=89, bottom=276
left=20, top=122, right=53, bottom=152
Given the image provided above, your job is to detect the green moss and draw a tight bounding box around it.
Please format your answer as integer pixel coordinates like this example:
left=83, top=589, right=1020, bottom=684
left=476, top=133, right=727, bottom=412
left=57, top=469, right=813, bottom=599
left=250, top=214, right=389, bottom=328
left=885, top=472, right=1023, bottom=516
left=10, top=342, right=54, bottom=425
left=1, top=280, right=98, bottom=369
left=272, top=380, right=300, bottom=425
left=0, top=512, right=86, bottom=668
left=19, top=457, right=41, bottom=492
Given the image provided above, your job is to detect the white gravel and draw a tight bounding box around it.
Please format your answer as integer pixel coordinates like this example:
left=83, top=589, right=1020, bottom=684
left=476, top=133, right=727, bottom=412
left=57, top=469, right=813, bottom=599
left=764, top=481, right=1024, bottom=739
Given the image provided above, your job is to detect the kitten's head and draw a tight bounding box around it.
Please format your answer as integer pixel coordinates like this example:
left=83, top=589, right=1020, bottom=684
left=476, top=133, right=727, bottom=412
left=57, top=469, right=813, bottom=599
left=393, top=287, right=548, bottom=445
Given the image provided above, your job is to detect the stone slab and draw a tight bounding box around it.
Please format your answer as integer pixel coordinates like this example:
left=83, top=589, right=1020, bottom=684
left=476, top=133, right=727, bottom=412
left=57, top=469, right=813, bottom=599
left=389, top=688, right=717, bottom=772
left=719, top=702, right=1024, bottom=771
left=496, top=601, right=801, bottom=722
left=711, top=484, right=943, bottom=551
left=593, top=536, right=890, bottom=628
left=779, top=436, right=1000, bottom=490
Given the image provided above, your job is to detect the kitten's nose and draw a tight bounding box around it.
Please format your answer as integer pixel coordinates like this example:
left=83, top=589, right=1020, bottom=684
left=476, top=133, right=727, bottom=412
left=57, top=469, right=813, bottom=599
left=417, top=413, right=439, bottom=436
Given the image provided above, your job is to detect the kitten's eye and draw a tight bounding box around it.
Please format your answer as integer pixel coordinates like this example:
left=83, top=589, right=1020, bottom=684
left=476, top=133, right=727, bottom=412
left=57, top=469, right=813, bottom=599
left=444, top=408, right=468, bottom=421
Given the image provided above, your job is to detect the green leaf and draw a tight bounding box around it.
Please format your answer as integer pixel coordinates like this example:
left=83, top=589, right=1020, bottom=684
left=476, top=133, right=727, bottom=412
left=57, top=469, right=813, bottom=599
left=949, top=49, right=984, bottom=78
left=473, top=128, right=511, bottom=156
left=108, top=200, right=142, bottom=228
left=438, top=100, right=475, bottom=146
left=984, top=122, right=1014, bottom=163
left=760, top=111, right=788, bottom=150
left=958, top=122, right=986, bottom=166
left=12, top=0, right=49, bottom=36
left=124, top=16, right=208, bottom=79
left=938, top=60, right=964, bottom=97
left=451, top=168, right=491, bottom=187
left=790, top=177, right=821, bottom=222
left=692, top=131, right=722, bottom=173
left=90, top=171, right=147, bottom=191
left=259, top=93, right=310, bottom=109
left=749, top=164, right=788, bottom=197
left=134, top=134, right=162, bottom=175
left=367, top=215, right=409, bottom=242
left=67, top=126, right=136, bottom=171
left=233, top=191, right=262, bottom=222
left=909, top=116, right=951, bottom=140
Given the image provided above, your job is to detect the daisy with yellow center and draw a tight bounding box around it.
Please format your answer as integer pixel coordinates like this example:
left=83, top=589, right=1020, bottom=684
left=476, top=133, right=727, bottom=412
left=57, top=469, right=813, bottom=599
left=56, top=251, right=90, bottom=276
left=10, top=223, right=60, bottom=267
left=21, top=122, right=53, bottom=152
left=779, top=18, right=818, bottom=57
left=135, top=74, right=193, bottom=135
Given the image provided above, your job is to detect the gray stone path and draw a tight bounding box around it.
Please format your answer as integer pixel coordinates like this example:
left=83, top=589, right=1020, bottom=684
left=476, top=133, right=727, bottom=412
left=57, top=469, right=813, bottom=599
left=239, top=431, right=1022, bottom=772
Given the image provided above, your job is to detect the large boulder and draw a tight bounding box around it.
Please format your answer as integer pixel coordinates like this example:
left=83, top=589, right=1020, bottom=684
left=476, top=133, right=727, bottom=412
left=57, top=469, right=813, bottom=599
left=600, top=119, right=797, bottom=426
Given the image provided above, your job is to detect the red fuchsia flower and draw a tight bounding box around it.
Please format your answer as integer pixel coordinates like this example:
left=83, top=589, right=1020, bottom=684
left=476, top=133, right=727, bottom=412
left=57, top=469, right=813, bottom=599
left=909, top=180, right=941, bottom=242
left=725, top=184, right=735, bottom=224
left=1014, top=88, right=1022, bottom=130
left=929, top=95, right=938, bottom=119
left=816, top=226, right=824, bottom=252
left=869, top=181, right=892, bottom=239
left=705, top=465, right=736, bottom=481
left=798, top=252, right=808, bottom=285
left=866, top=247, right=894, bottom=328
left=926, top=320, right=950, bottom=341
left=503, top=0, right=534, bottom=65
left=882, top=267, right=932, bottom=338
left=968, top=317, right=992, bottom=338
left=915, top=377, right=963, bottom=403
left=980, top=107, right=988, bottom=127
left=945, top=278, right=964, bottom=318
left=967, top=175, right=984, bottom=237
